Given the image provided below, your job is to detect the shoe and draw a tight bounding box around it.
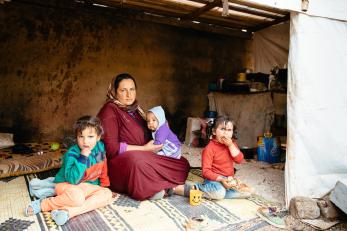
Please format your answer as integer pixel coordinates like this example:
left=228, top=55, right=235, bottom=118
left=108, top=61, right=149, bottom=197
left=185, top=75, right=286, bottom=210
left=165, top=188, right=174, bottom=197
left=51, top=210, right=69, bottom=226
left=256, top=207, right=286, bottom=229
left=25, top=199, right=42, bottom=216
left=149, top=190, right=165, bottom=200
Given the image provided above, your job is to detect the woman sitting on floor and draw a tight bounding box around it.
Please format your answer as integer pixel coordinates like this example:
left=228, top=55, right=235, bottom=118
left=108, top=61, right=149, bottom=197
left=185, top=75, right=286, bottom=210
left=97, top=73, right=190, bottom=200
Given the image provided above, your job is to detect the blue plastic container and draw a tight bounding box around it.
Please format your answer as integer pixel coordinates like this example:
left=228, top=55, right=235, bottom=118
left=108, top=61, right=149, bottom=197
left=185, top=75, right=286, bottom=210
left=257, top=136, right=280, bottom=163
left=204, top=111, right=217, bottom=118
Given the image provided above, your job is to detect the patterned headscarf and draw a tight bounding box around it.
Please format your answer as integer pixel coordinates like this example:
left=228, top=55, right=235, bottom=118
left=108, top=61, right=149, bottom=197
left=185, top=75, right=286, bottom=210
left=106, top=75, right=146, bottom=119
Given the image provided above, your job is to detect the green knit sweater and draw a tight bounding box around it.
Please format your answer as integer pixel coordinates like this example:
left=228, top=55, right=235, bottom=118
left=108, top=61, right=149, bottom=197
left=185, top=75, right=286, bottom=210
left=54, top=141, right=109, bottom=186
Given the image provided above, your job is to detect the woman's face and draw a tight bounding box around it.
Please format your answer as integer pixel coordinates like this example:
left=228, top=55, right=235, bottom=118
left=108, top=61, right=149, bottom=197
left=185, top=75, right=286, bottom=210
left=116, top=79, right=136, bottom=105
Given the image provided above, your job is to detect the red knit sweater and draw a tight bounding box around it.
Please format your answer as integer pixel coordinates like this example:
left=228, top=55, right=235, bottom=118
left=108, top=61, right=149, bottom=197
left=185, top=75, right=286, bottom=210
left=202, top=139, right=244, bottom=181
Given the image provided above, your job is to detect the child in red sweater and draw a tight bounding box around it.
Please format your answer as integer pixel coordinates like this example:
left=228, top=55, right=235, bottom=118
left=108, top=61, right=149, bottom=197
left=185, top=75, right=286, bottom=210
left=196, top=115, right=250, bottom=199
left=173, top=116, right=251, bottom=200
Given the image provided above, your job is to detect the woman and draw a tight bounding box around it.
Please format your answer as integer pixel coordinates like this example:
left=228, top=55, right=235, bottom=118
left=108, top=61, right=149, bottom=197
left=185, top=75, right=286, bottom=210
left=97, top=73, right=190, bottom=200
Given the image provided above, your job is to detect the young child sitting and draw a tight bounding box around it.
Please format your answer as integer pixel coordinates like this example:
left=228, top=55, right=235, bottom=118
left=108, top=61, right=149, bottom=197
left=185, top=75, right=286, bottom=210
left=146, top=106, right=181, bottom=159
left=25, top=116, right=113, bottom=226
left=174, top=115, right=251, bottom=200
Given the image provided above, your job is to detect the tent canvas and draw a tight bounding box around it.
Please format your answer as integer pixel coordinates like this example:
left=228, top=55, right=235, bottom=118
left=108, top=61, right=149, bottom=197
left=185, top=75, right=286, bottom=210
left=286, top=12, right=347, bottom=206
left=252, top=0, right=347, bottom=206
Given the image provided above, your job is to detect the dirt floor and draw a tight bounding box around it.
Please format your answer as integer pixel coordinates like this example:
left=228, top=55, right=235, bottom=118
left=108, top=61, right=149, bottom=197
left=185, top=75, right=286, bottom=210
left=235, top=160, right=286, bottom=208
left=235, top=160, right=347, bottom=231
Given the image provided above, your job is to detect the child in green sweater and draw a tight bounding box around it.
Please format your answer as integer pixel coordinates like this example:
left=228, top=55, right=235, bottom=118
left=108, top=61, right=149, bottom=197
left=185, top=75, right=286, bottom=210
left=25, top=116, right=113, bottom=226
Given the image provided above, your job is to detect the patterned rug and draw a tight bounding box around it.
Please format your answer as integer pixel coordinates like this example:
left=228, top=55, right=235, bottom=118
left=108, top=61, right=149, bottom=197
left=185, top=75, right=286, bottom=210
left=0, top=142, right=65, bottom=179
left=0, top=169, right=271, bottom=231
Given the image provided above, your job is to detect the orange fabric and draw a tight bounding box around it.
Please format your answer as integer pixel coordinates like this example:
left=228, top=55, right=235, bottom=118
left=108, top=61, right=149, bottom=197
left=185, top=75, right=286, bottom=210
left=40, top=182, right=112, bottom=218
left=202, top=139, right=244, bottom=181
left=81, top=159, right=110, bottom=187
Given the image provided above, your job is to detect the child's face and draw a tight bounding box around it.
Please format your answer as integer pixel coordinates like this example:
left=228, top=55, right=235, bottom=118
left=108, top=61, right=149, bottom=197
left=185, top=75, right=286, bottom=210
left=77, top=127, right=100, bottom=151
left=146, top=112, right=159, bottom=131
left=213, top=121, right=233, bottom=143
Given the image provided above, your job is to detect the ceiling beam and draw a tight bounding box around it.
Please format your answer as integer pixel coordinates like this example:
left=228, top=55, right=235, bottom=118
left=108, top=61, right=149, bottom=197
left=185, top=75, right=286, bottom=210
left=12, top=0, right=252, bottom=39
left=196, top=16, right=251, bottom=29
left=251, top=13, right=289, bottom=32
left=135, top=12, right=252, bottom=39
left=191, top=0, right=285, bottom=19
left=228, top=4, right=283, bottom=19
left=229, top=0, right=288, bottom=15
left=182, top=0, right=221, bottom=20
left=96, top=0, right=251, bottom=35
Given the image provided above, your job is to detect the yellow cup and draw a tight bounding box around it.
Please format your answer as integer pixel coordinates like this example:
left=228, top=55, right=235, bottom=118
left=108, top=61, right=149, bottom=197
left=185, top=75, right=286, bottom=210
left=189, top=188, right=203, bottom=206
left=236, top=73, right=247, bottom=82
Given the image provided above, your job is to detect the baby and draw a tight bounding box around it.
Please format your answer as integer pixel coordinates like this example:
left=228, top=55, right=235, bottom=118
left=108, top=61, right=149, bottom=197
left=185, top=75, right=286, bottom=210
left=146, top=106, right=181, bottom=159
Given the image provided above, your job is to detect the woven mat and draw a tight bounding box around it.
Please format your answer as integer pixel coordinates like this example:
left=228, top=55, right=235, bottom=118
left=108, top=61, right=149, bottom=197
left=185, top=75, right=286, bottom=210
left=0, top=169, right=272, bottom=231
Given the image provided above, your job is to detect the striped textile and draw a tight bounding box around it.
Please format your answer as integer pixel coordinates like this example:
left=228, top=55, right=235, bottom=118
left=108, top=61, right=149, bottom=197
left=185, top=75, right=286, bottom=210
left=0, top=169, right=270, bottom=231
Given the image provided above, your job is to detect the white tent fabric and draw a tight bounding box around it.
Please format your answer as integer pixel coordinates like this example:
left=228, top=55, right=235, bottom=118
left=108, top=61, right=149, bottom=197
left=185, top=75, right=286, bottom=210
left=285, top=12, right=347, bottom=206
left=253, top=22, right=289, bottom=73
left=248, top=0, right=347, bottom=21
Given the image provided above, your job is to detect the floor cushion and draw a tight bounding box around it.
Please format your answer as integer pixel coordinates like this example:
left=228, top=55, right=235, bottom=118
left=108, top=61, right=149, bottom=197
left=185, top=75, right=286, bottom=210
left=0, top=142, right=65, bottom=179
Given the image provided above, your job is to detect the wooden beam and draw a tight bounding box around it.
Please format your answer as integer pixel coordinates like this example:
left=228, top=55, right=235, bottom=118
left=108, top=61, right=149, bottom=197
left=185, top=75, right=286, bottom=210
left=195, top=16, right=251, bottom=29
left=199, top=14, right=255, bottom=28
left=206, top=8, right=270, bottom=24
left=116, top=8, right=252, bottom=39
left=102, top=0, right=257, bottom=30
left=229, top=0, right=288, bottom=15
left=229, top=4, right=283, bottom=19
left=250, top=13, right=289, bottom=32
left=192, top=0, right=285, bottom=19
left=182, top=0, right=221, bottom=20
left=98, top=0, right=251, bottom=33
left=122, top=0, right=195, bottom=14
left=12, top=0, right=251, bottom=39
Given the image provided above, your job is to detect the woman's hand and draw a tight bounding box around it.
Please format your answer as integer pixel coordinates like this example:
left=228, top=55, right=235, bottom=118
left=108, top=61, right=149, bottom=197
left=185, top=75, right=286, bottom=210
left=144, top=140, right=163, bottom=152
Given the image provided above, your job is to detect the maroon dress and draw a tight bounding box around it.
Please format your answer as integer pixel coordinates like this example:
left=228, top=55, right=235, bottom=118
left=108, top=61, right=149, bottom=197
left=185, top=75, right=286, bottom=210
left=97, top=102, right=190, bottom=200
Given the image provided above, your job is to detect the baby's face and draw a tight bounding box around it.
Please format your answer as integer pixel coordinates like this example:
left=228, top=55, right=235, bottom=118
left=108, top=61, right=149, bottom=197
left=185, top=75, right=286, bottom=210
left=146, top=112, right=159, bottom=131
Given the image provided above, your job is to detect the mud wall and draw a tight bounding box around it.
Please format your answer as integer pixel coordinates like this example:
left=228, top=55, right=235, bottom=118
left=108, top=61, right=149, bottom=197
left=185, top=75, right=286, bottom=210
left=0, top=2, right=252, bottom=142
